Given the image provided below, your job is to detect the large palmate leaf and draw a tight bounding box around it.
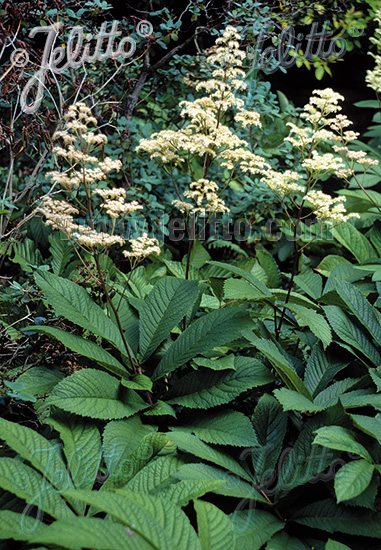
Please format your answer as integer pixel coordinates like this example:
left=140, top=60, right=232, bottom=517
left=166, top=357, right=273, bottom=409
left=292, top=499, right=381, bottom=537
left=47, top=368, right=147, bottom=420
left=0, top=417, right=74, bottom=493
left=251, top=394, right=287, bottom=484
left=324, top=306, right=381, bottom=365
left=30, top=516, right=155, bottom=550
left=243, top=333, right=311, bottom=397
left=170, top=409, right=258, bottom=447
left=47, top=411, right=102, bottom=490
left=27, top=326, right=129, bottom=378
left=334, top=460, right=374, bottom=503
left=34, top=270, right=127, bottom=353
left=0, top=457, right=74, bottom=520
left=139, top=277, right=198, bottom=361
left=195, top=500, right=235, bottom=550
left=153, top=307, right=253, bottom=380
left=230, top=509, right=284, bottom=550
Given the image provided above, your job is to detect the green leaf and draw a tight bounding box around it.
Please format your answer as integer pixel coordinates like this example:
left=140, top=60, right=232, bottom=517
left=27, top=326, right=129, bottom=378
left=170, top=409, right=258, bottom=447
left=274, top=389, right=323, bottom=412
left=16, top=366, right=64, bottom=395
left=224, top=278, right=268, bottom=301
left=144, top=400, right=177, bottom=417
left=344, top=475, right=379, bottom=509
left=139, top=277, right=198, bottom=361
left=207, top=261, right=272, bottom=297
left=316, top=255, right=352, bottom=278
left=176, top=463, right=267, bottom=502
left=230, top=509, right=284, bottom=550
left=256, top=247, right=281, bottom=288
left=325, top=540, right=352, bottom=550
left=334, top=459, right=374, bottom=503
left=304, top=345, right=346, bottom=396
left=324, top=306, right=381, bottom=365
left=125, top=455, right=184, bottom=494
left=34, top=270, right=127, bottom=353
left=167, top=432, right=253, bottom=482
left=48, top=232, right=74, bottom=276
left=0, top=510, right=44, bottom=541
left=294, top=270, right=322, bottom=299
left=0, top=457, right=74, bottom=519
left=156, top=480, right=222, bottom=507
left=313, top=426, right=372, bottom=461
left=31, top=516, right=155, bottom=550
left=350, top=414, right=381, bottom=444
left=266, top=532, right=310, bottom=550
left=192, top=355, right=236, bottom=371
left=166, top=357, right=273, bottom=409
left=190, top=239, right=211, bottom=269
left=334, top=280, right=381, bottom=346
left=287, top=304, right=332, bottom=349
left=47, top=411, right=101, bottom=490
left=195, top=500, right=235, bottom=550
left=121, top=374, right=153, bottom=391
left=333, top=224, right=376, bottom=263
left=243, top=334, right=311, bottom=397
left=271, top=289, right=319, bottom=309
left=340, top=389, right=381, bottom=410
left=153, top=307, right=253, bottom=380
left=292, top=498, right=381, bottom=537
left=251, top=394, right=287, bottom=484
left=47, top=368, right=147, bottom=420
left=0, top=417, right=73, bottom=493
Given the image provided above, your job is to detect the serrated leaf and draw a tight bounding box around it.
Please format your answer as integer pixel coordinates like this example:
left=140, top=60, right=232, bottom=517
left=153, top=307, right=253, bottom=380
left=144, top=400, right=177, bottom=417
left=0, top=510, right=44, bottom=541
left=224, top=278, right=267, bottom=301
left=294, top=270, right=322, bottom=299
left=207, top=261, right=272, bottom=296
left=292, top=498, right=381, bottom=537
left=334, top=459, right=374, bottom=503
left=256, top=247, right=281, bottom=287
left=266, top=532, right=310, bottom=550
left=324, top=306, right=381, bottom=365
left=333, top=223, right=376, bottom=263
left=350, top=414, right=381, bottom=444
left=27, top=326, right=129, bottom=378
left=190, top=239, right=211, bottom=269
left=274, top=388, right=323, bottom=412
left=313, top=426, right=372, bottom=461
left=46, top=411, right=101, bottom=490
left=156, top=480, right=222, bottom=507
left=34, top=270, right=127, bottom=353
left=230, top=509, right=284, bottom=550
left=0, top=417, right=73, bottom=493
left=139, top=277, right=198, bottom=361
left=167, top=432, right=253, bottom=482
left=47, top=369, right=147, bottom=420
left=287, top=304, right=332, bottom=348
left=243, top=334, right=311, bottom=397
left=48, top=232, right=74, bottom=276
left=0, top=457, right=74, bottom=519
left=121, top=374, right=153, bottom=391
left=176, top=463, right=267, bottom=502
left=125, top=455, right=184, bottom=494
left=344, top=474, right=379, bottom=509
left=325, top=540, right=351, bottom=550
left=251, top=394, right=287, bottom=484
left=166, top=357, right=273, bottom=409
left=16, top=367, right=64, bottom=395
left=304, top=345, right=347, bottom=396
left=195, top=500, right=235, bottom=550
left=192, top=355, right=236, bottom=371
left=170, top=409, right=258, bottom=447
left=340, top=389, right=381, bottom=410
left=31, top=516, right=155, bottom=549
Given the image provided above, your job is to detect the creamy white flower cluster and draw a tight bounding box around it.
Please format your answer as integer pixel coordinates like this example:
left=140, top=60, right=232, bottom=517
left=172, top=179, right=229, bottom=216
left=123, top=233, right=161, bottom=259
left=37, top=102, right=160, bottom=258
left=304, top=190, right=360, bottom=224
left=366, top=9, right=381, bottom=93
left=260, top=170, right=303, bottom=199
